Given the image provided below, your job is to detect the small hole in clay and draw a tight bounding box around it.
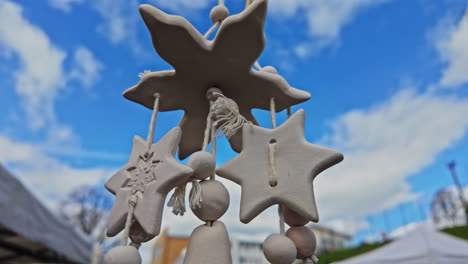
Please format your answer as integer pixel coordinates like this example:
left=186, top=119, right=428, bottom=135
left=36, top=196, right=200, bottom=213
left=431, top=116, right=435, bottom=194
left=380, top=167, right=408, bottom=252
left=270, top=180, right=278, bottom=187
left=269, top=139, right=276, bottom=144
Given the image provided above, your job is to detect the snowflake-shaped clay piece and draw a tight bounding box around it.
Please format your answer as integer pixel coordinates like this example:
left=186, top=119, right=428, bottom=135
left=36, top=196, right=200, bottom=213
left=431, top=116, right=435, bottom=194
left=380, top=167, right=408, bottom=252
left=105, top=127, right=193, bottom=236
left=216, top=110, right=343, bottom=223
left=123, top=0, right=311, bottom=159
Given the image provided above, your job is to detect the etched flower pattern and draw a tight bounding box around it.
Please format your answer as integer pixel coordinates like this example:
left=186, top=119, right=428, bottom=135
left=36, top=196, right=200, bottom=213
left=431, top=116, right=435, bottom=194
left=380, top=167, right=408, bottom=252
left=125, top=152, right=162, bottom=195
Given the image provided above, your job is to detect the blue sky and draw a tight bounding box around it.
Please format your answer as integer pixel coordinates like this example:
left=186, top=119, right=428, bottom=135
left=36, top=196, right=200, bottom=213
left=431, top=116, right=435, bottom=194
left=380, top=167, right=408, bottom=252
left=1, top=0, right=468, bottom=255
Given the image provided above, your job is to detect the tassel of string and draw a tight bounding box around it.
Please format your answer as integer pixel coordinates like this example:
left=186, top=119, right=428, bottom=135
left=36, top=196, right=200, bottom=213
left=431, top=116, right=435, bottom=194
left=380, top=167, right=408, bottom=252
left=122, top=195, right=138, bottom=246
left=168, top=101, right=215, bottom=215
left=211, top=94, right=249, bottom=138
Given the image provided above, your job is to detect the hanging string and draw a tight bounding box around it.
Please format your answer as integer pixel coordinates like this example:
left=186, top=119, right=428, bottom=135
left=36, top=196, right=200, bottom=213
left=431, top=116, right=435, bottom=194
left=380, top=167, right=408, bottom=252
left=287, top=107, right=292, bottom=118
left=147, top=93, right=160, bottom=146
left=204, top=22, right=220, bottom=39
left=269, top=97, right=286, bottom=235
left=254, top=61, right=262, bottom=71
left=122, top=195, right=138, bottom=246
left=202, top=102, right=214, bottom=151
left=210, top=122, right=217, bottom=180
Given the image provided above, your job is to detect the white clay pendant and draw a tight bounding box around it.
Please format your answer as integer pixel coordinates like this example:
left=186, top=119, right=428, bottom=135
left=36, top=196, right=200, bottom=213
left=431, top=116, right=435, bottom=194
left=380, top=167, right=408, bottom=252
left=183, top=221, right=232, bottom=264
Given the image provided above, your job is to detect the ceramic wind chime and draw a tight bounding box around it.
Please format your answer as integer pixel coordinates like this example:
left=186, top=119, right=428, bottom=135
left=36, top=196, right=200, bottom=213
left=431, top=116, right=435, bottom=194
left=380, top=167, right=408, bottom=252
left=103, top=0, right=343, bottom=263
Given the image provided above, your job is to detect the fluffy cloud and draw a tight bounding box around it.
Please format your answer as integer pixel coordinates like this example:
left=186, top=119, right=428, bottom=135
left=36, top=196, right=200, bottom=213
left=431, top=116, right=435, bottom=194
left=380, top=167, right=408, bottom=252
left=151, top=0, right=213, bottom=12
left=269, top=0, right=389, bottom=56
left=0, top=135, right=113, bottom=199
left=69, top=46, right=104, bottom=88
left=436, top=14, right=468, bottom=88
left=48, top=0, right=84, bottom=12
left=0, top=1, right=103, bottom=130
left=316, top=89, right=468, bottom=223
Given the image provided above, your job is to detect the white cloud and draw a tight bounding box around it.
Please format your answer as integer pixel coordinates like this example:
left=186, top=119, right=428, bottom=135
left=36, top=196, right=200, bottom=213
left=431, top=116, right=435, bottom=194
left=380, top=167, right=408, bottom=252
left=48, top=0, right=84, bottom=12
left=0, top=135, right=114, bottom=198
left=269, top=0, right=389, bottom=55
left=0, top=1, right=103, bottom=130
left=70, top=46, right=104, bottom=88
left=151, top=0, right=213, bottom=12
left=92, top=0, right=140, bottom=45
left=0, top=0, right=67, bottom=129
left=316, top=89, right=468, bottom=222
left=436, top=14, right=468, bottom=88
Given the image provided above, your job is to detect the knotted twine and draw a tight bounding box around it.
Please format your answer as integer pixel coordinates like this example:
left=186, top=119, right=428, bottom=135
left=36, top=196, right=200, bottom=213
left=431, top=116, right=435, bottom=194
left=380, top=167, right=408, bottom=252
left=168, top=91, right=249, bottom=216
left=121, top=93, right=160, bottom=247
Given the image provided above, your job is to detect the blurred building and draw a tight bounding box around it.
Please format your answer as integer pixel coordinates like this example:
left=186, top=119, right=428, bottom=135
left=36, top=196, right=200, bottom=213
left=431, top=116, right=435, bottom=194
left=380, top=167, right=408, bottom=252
left=311, top=225, right=352, bottom=253
left=152, top=229, right=189, bottom=264
left=231, top=239, right=266, bottom=264
left=0, top=164, right=92, bottom=263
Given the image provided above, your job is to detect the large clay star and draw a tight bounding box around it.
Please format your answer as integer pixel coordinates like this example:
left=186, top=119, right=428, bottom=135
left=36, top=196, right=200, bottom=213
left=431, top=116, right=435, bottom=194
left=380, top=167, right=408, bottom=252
left=105, top=127, right=193, bottom=236
left=123, top=0, right=310, bottom=159
left=216, top=110, right=343, bottom=223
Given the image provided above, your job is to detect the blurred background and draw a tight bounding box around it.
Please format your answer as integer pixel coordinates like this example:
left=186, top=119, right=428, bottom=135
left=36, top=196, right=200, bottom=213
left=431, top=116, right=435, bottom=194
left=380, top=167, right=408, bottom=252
left=0, top=0, right=467, bottom=263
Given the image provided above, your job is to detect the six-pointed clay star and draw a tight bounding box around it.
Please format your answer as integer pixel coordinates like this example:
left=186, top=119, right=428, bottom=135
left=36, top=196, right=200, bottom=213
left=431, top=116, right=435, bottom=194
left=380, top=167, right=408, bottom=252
left=123, top=0, right=310, bottom=159
left=105, top=127, right=194, bottom=237
left=216, top=110, right=344, bottom=223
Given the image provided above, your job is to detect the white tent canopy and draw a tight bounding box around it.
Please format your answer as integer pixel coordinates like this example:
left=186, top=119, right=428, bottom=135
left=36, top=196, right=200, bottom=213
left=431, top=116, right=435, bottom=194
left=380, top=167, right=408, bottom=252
left=335, top=225, right=468, bottom=264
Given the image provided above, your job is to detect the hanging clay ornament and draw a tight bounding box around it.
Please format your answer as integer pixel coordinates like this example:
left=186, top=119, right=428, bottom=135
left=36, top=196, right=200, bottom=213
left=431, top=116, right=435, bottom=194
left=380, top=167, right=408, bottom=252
left=286, top=226, right=317, bottom=259
left=190, top=180, right=229, bottom=221
left=104, top=246, right=141, bottom=264
left=183, top=221, right=232, bottom=264
left=123, top=0, right=310, bottom=159
left=216, top=110, right=343, bottom=223
left=188, top=151, right=216, bottom=180
left=129, top=221, right=155, bottom=244
left=105, top=127, right=194, bottom=237
left=284, top=206, right=310, bottom=227
left=263, top=234, right=297, bottom=264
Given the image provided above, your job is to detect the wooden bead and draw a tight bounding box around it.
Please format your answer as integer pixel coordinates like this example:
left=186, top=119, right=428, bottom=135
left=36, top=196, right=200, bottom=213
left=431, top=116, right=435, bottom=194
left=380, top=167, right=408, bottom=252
left=191, top=180, right=229, bottom=221
left=130, top=221, right=155, bottom=243
left=188, top=151, right=216, bottom=180
left=261, top=66, right=278, bottom=74
left=284, top=206, right=310, bottom=227
left=263, top=234, right=297, bottom=264
left=286, top=226, right=317, bottom=259
left=104, top=246, right=141, bottom=264
left=210, top=5, right=229, bottom=23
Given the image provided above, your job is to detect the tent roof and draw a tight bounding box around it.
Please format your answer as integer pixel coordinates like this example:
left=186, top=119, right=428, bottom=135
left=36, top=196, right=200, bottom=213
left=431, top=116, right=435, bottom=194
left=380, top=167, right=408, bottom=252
left=0, top=164, right=92, bottom=263
left=335, top=225, right=468, bottom=264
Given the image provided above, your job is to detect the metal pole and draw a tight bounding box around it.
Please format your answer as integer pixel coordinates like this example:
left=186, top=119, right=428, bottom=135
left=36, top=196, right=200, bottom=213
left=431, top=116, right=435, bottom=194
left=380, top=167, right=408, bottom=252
left=447, top=161, right=468, bottom=224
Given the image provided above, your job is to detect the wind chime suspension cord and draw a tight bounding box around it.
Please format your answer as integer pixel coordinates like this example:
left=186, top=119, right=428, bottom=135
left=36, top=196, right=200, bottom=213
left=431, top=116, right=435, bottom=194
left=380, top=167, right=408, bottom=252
left=210, top=123, right=217, bottom=180
left=254, top=61, right=262, bottom=71
left=202, top=101, right=214, bottom=151
left=269, top=97, right=286, bottom=235
left=122, top=195, right=138, bottom=246
left=204, top=22, right=220, bottom=39
left=147, top=93, right=160, bottom=145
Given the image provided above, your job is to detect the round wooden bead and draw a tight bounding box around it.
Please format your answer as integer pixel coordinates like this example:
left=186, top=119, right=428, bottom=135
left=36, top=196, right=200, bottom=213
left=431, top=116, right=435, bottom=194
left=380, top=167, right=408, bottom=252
left=130, top=221, right=155, bottom=243
left=191, top=180, right=229, bottom=221
left=286, top=226, right=317, bottom=259
left=263, top=234, right=297, bottom=264
left=261, top=66, right=278, bottom=74
left=104, top=246, right=141, bottom=264
left=188, top=151, right=216, bottom=180
left=210, top=5, right=229, bottom=23
left=284, top=206, right=310, bottom=227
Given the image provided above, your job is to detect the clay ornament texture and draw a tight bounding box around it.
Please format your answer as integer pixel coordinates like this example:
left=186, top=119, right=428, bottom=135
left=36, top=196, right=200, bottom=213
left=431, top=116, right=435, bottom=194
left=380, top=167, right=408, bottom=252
left=123, top=0, right=310, bottom=159
left=105, top=127, right=194, bottom=237
left=216, top=110, right=344, bottom=223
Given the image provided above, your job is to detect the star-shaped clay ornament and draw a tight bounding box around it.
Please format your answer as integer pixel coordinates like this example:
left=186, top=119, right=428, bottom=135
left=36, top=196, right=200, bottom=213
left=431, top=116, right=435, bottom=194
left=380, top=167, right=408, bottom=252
left=123, top=0, right=310, bottom=159
left=216, top=110, right=343, bottom=223
left=105, top=127, right=193, bottom=237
